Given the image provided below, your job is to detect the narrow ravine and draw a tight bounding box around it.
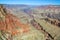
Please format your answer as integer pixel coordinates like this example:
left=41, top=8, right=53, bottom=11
left=31, top=19, right=54, bottom=40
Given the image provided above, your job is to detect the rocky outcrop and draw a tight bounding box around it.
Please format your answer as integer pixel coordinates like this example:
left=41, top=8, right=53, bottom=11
left=0, top=5, right=30, bottom=40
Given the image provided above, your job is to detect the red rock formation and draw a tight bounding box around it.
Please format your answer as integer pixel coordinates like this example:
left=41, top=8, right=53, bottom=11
left=0, top=5, right=30, bottom=36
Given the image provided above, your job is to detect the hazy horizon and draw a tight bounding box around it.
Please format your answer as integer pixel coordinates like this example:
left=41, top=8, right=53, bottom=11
left=0, top=0, right=60, bottom=5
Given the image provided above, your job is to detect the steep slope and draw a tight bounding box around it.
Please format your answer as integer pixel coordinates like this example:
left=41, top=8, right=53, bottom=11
left=0, top=5, right=30, bottom=40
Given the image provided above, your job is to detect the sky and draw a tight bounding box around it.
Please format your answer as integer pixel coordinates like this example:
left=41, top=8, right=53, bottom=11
left=0, top=0, right=60, bottom=5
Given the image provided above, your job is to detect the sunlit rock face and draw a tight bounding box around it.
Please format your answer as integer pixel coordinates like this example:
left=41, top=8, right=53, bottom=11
left=0, top=5, right=30, bottom=39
